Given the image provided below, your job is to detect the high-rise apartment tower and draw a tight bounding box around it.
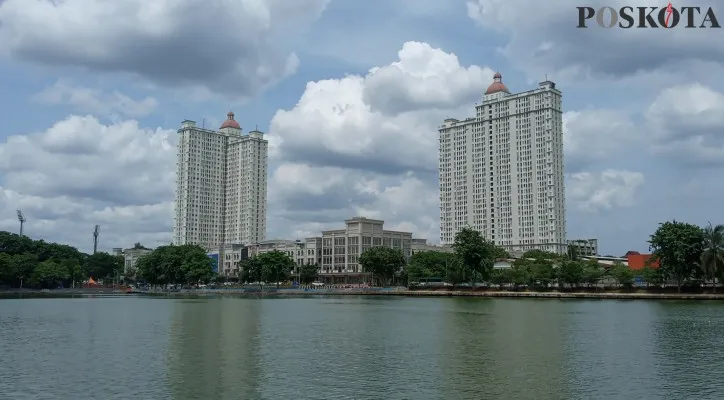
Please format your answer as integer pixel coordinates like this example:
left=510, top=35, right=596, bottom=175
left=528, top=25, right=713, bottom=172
left=438, top=73, right=566, bottom=254
left=174, top=112, right=268, bottom=249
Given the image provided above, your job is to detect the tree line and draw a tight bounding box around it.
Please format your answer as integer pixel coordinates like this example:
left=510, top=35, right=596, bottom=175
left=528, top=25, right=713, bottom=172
left=133, top=244, right=216, bottom=286
left=4, top=219, right=722, bottom=292
left=0, top=231, right=123, bottom=289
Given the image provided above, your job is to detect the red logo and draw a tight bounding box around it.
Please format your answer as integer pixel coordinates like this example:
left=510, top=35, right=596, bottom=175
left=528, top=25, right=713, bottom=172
left=664, top=2, right=674, bottom=27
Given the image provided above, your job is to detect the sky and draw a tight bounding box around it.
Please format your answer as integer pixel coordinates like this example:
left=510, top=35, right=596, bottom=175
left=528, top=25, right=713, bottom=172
left=0, top=0, right=721, bottom=256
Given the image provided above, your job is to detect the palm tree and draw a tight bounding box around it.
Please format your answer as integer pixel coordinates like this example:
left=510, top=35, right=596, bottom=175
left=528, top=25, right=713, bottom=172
left=701, top=222, right=724, bottom=293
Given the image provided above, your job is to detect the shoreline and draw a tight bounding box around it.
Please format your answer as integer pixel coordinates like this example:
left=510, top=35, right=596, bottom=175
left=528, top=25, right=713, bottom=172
left=2, top=288, right=724, bottom=300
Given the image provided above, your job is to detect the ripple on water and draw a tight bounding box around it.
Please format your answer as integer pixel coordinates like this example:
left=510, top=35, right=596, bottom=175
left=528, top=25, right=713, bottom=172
left=1, top=297, right=723, bottom=400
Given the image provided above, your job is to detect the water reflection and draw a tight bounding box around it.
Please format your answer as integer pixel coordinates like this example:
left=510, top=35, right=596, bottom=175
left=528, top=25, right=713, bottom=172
left=167, top=298, right=262, bottom=400
left=652, top=302, right=724, bottom=400
left=438, top=299, right=567, bottom=399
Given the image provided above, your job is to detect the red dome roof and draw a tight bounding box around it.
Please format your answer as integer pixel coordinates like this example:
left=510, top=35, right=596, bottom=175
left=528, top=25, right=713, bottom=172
left=220, top=111, right=240, bottom=129
left=485, top=72, right=510, bottom=95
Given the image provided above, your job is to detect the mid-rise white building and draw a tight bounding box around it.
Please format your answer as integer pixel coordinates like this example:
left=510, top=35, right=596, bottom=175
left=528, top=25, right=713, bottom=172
left=438, top=73, right=566, bottom=254
left=174, top=112, right=268, bottom=250
left=320, top=217, right=412, bottom=284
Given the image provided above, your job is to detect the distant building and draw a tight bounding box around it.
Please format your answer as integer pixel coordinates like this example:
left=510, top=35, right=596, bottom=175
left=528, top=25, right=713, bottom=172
left=122, top=247, right=153, bottom=274
left=568, top=239, right=598, bottom=257
left=438, top=72, right=566, bottom=254
left=174, top=112, right=268, bottom=250
left=627, top=253, right=659, bottom=270
left=207, top=244, right=249, bottom=277
left=320, top=217, right=412, bottom=284
left=411, top=238, right=453, bottom=255
left=247, top=238, right=322, bottom=273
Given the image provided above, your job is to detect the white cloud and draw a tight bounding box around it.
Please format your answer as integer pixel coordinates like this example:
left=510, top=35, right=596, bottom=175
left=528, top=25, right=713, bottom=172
left=563, top=109, right=638, bottom=172
left=362, top=41, right=495, bottom=114
left=466, top=0, right=724, bottom=84
left=33, top=80, right=158, bottom=118
left=0, top=0, right=330, bottom=97
left=268, top=41, right=489, bottom=174
left=0, top=116, right=176, bottom=252
left=566, top=170, right=645, bottom=212
left=645, top=83, right=724, bottom=166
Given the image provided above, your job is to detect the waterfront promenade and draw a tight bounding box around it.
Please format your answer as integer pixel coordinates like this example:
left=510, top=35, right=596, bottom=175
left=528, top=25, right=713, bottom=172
left=3, top=287, right=724, bottom=300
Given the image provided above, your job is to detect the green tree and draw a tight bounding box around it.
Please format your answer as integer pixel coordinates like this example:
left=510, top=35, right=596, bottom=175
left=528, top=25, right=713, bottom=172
left=649, top=221, right=705, bottom=292
left=299, top=263, right=320, bottom=284
left=85, top=252, right=123, bottom=281
left=444, top=256, right=467, bottom=288
left=700, top=222, right=724, bottom=293
left=406, top=251, right=449, bottom=283
left=609, top=261, right=635, bottom=290
left=135, top=244, right=214, bottom=286
left=359, top=247, right=406, bottom=286
left=11, top=254, right=38, bottom=288
left=557, top=260, right=584, bottom=290
left=510, top=261, right=530, bottom=289
left=239, top=257, right=264, bottom=286
left=60, top=258, right=84, bottom=288
left=583, top=259, right=604, bottom=290
left=31, top=260, right=69, bottom=288
left=257, top=250, right=294, bottom=287
left=453, top=227, right=495, bottom=283
left=489, top=268, right=511, bottom=288
left=179, top=246, right=216, bottom=285
left=640, top=265, right=663, bottom=288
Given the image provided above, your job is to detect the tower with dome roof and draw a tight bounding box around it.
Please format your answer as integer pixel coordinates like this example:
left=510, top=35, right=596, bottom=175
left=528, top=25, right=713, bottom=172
left=438, top=72, right=566, bottom=255
left=174, top=111, right=268, bottom=252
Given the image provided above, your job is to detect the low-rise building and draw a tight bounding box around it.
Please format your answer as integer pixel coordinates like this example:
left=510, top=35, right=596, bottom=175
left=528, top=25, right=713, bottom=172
left=207, top=244, right=248, bottom=277
left=411, top=238, right=453, bottom=255
left=245, top=238, right=323, bottom=277
left=122, top=247, right=153, bottom=274
left=320, top=217, right=412, bottom=284
left=568, top=239, right=598, bottom=257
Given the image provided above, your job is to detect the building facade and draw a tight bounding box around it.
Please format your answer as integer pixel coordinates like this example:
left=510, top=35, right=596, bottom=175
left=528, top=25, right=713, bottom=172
left=410, top=238, right=453, bottom=255
left=207, top=244, right=250, bottom=277
left=438, top=73, right=566, bottom=254
left=121, top=247, right=153, bottom=274
left=246, top=238, right=323, bottom=277
left=174, top=112, right=268, bottom=250
left=567, top=238, right=598, bottom=257
left=320, top=217, right=412, bottom=284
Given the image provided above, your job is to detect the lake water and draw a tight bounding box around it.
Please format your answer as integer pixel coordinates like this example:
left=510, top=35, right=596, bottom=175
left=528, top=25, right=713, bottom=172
left=0, top=296, right=722, bottom=400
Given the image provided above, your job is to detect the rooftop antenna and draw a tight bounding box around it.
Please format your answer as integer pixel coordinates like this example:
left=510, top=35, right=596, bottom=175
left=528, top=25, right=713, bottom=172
left=202, top=118, right=205, bottom=129
left=93, top=225, right=100, bottom=254
left=16, top=209, right=26, bottom=236
left=545, top=74, right=548, bottom=81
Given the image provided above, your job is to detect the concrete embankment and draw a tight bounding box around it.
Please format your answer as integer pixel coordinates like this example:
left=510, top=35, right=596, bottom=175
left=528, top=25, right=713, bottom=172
left=145, top=288, right=724, bottom=300
left=3, top=288, right=724, bottom=300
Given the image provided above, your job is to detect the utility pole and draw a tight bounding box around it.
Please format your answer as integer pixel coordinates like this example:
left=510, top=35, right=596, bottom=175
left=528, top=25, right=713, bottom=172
left=16, top=210, right=26, bottom=236
left=93, top=225, right=100, bottom=254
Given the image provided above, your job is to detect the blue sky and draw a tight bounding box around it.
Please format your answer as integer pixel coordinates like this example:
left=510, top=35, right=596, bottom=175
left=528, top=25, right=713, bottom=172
left=1, top=0, right=722, bottom=255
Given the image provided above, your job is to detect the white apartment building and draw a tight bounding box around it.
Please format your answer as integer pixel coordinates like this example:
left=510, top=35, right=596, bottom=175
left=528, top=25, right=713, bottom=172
left=567, top=238, right=599, bottom=257
left=439, top=73, right=566, bottom=254
left=174, top=112, right=268, bottom=250
left=320, top=217, right=412, bottom=284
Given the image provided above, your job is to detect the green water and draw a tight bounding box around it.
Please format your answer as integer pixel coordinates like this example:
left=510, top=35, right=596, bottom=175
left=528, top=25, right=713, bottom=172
left=0, top=296, right=722, bottom=400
